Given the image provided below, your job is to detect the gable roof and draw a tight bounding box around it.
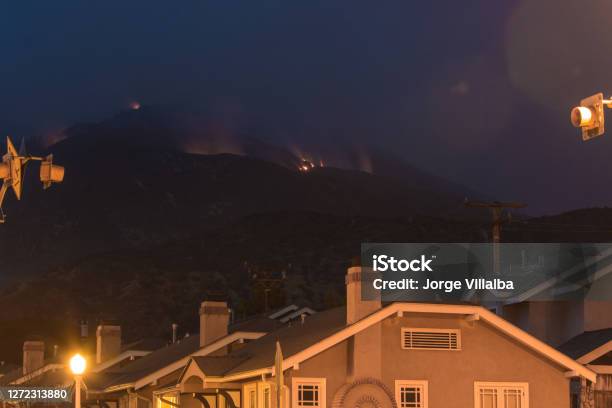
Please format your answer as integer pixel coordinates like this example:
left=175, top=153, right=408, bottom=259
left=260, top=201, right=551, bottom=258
left=183, top=303, right=596, bottom=383
left=223, top=307, right=346, bottom=376
left=86, top=335, right=202, bottom=390
left=559, top=329, right=612, bottom=366
left=85, top=330, right=266, bottom=392
left=179, top=356, right=250, bottom=381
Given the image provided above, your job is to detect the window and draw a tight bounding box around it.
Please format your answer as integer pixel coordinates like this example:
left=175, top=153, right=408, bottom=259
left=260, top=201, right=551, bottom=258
left=395, top=381, right=428, bottom=408
left=155, top=393, right=179, bottom=408
left=292, top=378, right=326, bottom=408
left=474, top=382, right=528, bottom=408
left=401, top=328, right=461, bottom=350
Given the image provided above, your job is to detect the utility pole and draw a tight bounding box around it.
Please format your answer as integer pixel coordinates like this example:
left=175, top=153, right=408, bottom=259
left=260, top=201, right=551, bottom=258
left=247, top=263, right=287, bottom=313
left=465, top=200, right=526, bottom=275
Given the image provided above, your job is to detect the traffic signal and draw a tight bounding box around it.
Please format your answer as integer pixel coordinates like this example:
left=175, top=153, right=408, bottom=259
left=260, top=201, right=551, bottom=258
left=1, top=137, right=26, bottom=199
left=40, top=154, right=65, bottom=189
left=571, top=93, right=606, bottom=141
left=0, top=136, right=65, bottom=223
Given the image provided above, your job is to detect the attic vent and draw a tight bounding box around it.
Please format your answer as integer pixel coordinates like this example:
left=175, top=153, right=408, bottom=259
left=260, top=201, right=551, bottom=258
left=401, top=328, right=461, bottom=350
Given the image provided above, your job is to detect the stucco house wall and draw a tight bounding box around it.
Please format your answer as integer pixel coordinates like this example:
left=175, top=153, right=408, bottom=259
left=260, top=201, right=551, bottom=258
left=290, top=313, right=571, bottom=408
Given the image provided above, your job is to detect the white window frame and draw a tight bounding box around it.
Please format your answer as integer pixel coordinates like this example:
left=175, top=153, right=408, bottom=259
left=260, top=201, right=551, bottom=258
left=292, top=377, right=326, bottom=408
left=401, top=328, right=461, bottom=351
left=474, top=382, right=529, bottom=408
left=395, top=380, right=428, bottom=408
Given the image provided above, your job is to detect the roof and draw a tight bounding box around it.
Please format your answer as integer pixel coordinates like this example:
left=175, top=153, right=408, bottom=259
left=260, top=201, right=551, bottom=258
left=0, top=363, right=18, bottom=376
left=0, top=311, right=278, bottom=390
left=0, top=363, right=66, bottom=387
left=86, top=334, right=201, bottom=390
left=0, top=367, right=23, bottom=385
left=87, top=329, right=267, bottom=391
left=190, top=356, right=250, bottom=376
left=228, top=316, right=284, bottom=333
left=558, top=329, right=612, bottom=360
left=121, top=338, right=168, bottom=352
left=17, top=368, right=72, bottom=387
left=224, top=307, right=345, bottom=375
left=179, top=303, right=597, bottom=383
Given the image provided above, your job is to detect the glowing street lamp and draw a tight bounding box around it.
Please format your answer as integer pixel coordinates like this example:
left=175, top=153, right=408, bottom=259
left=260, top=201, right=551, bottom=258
left=70, top=354, right=86, bottom=408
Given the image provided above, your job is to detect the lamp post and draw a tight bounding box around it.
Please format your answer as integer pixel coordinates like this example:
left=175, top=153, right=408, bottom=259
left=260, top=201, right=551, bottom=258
left=70, top=354, right=86, bottom=408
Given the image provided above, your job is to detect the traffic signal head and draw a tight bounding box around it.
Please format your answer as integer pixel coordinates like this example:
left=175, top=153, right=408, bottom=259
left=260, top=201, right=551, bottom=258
left=40, top=154, right=65, bottom=189
left=0, top=163, right=9, bottom=179
left=571, top=93, right=605, bottom=141
left=2, top=137, right=25, bottom=200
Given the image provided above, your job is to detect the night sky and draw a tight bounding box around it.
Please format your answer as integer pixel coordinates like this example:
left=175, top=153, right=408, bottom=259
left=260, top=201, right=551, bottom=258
left=3, top=1, right=612, bottom=214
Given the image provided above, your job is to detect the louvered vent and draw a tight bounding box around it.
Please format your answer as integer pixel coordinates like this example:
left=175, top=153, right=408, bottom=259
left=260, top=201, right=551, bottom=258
left=401, top=328, right=461, bottom=350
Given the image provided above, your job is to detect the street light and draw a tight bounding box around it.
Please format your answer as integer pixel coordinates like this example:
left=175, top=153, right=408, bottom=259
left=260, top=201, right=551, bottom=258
left=70, top=354, right=86, bottom=408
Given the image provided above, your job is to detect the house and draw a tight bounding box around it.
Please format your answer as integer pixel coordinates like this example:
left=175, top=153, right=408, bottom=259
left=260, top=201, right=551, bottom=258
left=137, top=266, right=594, bottom=408
left=559, top=329, right=612, bottom=407
left=0, top=304, right=313, bottom=408
left=0, top=334, right=166, bottom=389
left=455, top=245, right=612, bottom=407
left=500, top=245, right=612, bottom=347
left=0, top=266, right=597, bottom=407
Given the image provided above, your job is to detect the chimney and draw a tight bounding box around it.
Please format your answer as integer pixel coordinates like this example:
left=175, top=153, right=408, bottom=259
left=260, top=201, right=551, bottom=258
left=22, top=340, right=45, bottom=375
left=346, top=265, right=381, bottom=324
left=96, top=325, right=121, bottom=364
left=199, top=301, right=229, bottom=348
left=345, top=265, right=382, bottom=380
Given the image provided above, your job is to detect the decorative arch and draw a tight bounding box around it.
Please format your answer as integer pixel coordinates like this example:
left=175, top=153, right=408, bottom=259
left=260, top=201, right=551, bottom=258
left=331, top=378, right=397, bottom=408
left=181, top=374, right=205, bottom=393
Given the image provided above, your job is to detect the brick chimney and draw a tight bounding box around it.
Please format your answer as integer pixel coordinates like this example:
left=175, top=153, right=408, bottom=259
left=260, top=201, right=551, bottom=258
left=199, top=301, right=229, bottom=349
left=345, top=264, right=382, bottom=380
left=96, top=325, right=121, bottom=364
left=22, top=340, right=45, bottom=375
left=346, top=265, right=381, bottom=324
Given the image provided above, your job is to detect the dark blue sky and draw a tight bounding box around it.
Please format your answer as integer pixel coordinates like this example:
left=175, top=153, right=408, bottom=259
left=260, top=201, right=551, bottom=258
left=3, top=1, right=612, bottom=214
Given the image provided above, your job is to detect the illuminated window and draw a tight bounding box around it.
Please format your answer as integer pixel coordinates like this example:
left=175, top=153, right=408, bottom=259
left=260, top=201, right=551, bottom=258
left=293, top=378, right=326, bottom=408
left=395, top=381, right=428, bottom=408
left=475, top=382, right=528, bottom=408
left=155, top=393, right=178, bottom=408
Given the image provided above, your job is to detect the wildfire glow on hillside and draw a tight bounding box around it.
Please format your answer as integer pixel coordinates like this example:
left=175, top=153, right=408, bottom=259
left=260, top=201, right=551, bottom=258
left=290, top=144, right=374, bottom=174
left=298, top=159, right=316, bottom=172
